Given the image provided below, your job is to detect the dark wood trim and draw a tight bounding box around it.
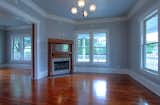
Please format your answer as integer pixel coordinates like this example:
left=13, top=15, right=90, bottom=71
left=32, top=24, right=35, bottom=79
left=48, top=38, right=73, bottom=77
left=48, top=38, right=73, bottom=44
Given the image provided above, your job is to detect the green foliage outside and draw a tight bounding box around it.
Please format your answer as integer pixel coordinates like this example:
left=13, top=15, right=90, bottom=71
left=146, top=43, right=158, bottom=54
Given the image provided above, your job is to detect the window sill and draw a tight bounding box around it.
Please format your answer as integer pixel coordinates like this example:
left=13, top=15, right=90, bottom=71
left=140, top=69, right=160, bottom=80
left=75, top=63, right=110, bottom=67
left=10, top=61, right=32, bottom=64
left=142, top=68, right=159, bottom=75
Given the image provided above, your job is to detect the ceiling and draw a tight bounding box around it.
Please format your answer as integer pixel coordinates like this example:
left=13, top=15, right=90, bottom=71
left=0, top=7, right=29, bottom=27
left=33, top=0, right=138, bottom=20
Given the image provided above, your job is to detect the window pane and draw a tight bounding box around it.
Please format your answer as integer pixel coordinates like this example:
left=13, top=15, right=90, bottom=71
left=24, top=36, right=31, bottom=48
left=93, top=47, right=106, bottom=55
left=24, top=36, right=31, bottom=61
left=24, top=48, right=31, bottom=61
left=77, top=34, right=90, bottom=62
left=13, top=36, right=21, bottom=60
left=93, top=33, right=107, bottom=63
left=93, top=33, right=106, bottom=47
left=93, top=55, right=106, bottom=63
left=144, top=43, right=158, bottom=71
left=145, top=15, right=158, bottom=43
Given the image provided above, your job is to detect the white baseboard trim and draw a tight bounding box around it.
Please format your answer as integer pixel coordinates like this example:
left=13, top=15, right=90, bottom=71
left=37, top=71, right=48, bottom=80
left=74, top=66, right=128, bottom=74
left=0, top=64, right=32, bottom=69
left=128, top=71, right=160, bottom=96
left=0, top=64, right=6, bottom=68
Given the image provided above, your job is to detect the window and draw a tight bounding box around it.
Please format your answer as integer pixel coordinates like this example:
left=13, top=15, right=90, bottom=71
left=76, top=32, right=109, bottom=64
left=11, top=35, right=32, bottom=62
left=142, top=11, right=159, bottom=72
left=93, top=33, right=107, bottom=63
left=77, top=33, right=90, bottom=62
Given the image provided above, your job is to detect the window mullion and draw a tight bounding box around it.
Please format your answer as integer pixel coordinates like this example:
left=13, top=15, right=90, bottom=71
left=143, top=21, right=146, bottom=69
left=21, top=36, right=24, bottom=61
left=12, top=36, right=14, bottom=61
left=90, top=32, right=93, bottom=63
left=106, top=32, right=108, bottom=64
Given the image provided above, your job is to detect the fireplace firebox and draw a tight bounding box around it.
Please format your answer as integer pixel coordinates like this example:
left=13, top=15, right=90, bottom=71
left=52, top=58, right=70, bottom=75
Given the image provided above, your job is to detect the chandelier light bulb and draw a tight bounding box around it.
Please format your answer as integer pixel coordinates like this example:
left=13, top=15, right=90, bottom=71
left=89, top=4, right=96, bottom=12
left=83, top=11, right=88, bottom=17
left=78, top=0, right=85, bottom=8
left=71, top=7, right=77, bottom=14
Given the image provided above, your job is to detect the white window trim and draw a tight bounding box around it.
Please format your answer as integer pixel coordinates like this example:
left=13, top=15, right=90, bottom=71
left=10, top=34, right=32, bottom=64
left=74, top=29, right=110, bottom=66
left=141, top=10, right=159, bottom=75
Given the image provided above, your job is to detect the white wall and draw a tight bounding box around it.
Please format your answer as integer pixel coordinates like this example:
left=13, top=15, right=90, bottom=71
left=74, top=21, right=128, bottom=69
left=128, top=0, right=160, bottom=96
left=46, top=19, right=75, bottom=40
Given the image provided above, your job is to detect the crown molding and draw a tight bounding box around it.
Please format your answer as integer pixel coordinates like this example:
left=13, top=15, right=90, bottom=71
left=128, top=0, right=149, bottom=18
left=6, top=25, right=32, bottom=31
left=75, top=17, right=128, bottom=24
left=20, top=0, right=47, bottom=17
left=47, top=14, right=76, bottom=24
left=0, top=0, right=40, bottom=24
left=21, top=0, right=76, bottom=24
left=21, top=0, right=147, bottom=24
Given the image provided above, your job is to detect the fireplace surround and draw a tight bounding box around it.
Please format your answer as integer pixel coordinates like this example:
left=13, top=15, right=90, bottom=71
left=52, top=58, right=70, bottom=75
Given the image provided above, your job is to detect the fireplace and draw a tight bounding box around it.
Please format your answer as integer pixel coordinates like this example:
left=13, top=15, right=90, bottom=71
left=52, top=58, right=70, bottom=75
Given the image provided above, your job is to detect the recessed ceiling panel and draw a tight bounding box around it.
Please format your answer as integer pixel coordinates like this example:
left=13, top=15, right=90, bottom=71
left=33, top=0, right=138, bottom=20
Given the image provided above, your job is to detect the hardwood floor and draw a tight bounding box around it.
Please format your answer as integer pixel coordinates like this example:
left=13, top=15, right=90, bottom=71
left=0, top=71, right=159, bottom=105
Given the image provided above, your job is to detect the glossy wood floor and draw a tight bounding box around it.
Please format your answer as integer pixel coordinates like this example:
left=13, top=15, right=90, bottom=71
left=0, top=70, right=159, bottom=105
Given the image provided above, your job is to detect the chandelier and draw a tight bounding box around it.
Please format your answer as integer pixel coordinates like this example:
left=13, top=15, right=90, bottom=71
left=71, top=0, right=96, bottom=17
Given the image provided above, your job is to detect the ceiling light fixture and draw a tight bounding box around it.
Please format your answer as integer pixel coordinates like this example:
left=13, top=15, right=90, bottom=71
left=78, top=0, right=85, bottom=8
left=89, top=4, right=96, bottom=12
left=83, top=10, right=88, bottom=17
left=71, top=7, right=78, bottom=14
left=71, top=0, right=96, bottom=18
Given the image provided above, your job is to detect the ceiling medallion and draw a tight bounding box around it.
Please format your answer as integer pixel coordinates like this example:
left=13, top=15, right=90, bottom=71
left=71, top=0, right=96, bottom=17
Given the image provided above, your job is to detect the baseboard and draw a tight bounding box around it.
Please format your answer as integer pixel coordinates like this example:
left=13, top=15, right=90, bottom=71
left=36, top=71, right=48, bottom=79
left=74, top=66, right=128, bottom=74
left=0, top=64, right=6, bottom=68
left=128, top=70, right=160, bottom=96
left=0, top=64, right=32, bottom=69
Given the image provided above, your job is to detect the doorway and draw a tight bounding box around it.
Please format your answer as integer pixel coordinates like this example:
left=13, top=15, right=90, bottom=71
left=0, top=7, right=36, bottom=79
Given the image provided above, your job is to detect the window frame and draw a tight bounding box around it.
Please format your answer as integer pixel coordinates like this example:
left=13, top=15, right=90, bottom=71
left=76, top=32, right=91, bottom=63
left=75, top=30, right=110, bottom=66
left=10, top=34, right=32, bottom=63
left=141, top=10, right=159, bottom=74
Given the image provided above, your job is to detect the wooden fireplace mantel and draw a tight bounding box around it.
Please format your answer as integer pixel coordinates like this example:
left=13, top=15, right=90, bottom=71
left=48, top=38, right=73, bottom=77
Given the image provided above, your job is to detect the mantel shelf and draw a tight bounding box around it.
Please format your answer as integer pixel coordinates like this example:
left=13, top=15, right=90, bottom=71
left=52, top=52, right=72, bottom=55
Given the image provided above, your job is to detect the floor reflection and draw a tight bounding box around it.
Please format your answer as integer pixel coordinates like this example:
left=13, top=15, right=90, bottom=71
left=0, top=72, right=159, bottom=105
left=138, top=98, right=149, bottom=105
left=93, top=80, right=107, bottom=99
